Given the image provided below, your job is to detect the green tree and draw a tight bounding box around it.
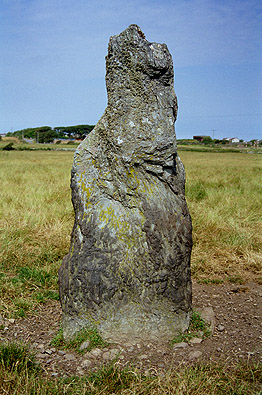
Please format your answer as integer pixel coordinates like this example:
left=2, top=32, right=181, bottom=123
left=53, top=125, right=95, bottom=139
left=202, top=136, right=213, bottom=145
left=37, top=127, right=57, bottom=143
left=8, top=124, right=95, bottom=142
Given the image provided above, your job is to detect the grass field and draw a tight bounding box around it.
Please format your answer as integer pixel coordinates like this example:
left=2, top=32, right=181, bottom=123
left=179, top=151, right=262, bottom=284
left=0, top=149, right=261, bottom=394
left=0, top=136, right=79, bottom=151
left=0, top=151, right=74, bottom=317
left=0, top=149, right=261, bottom=317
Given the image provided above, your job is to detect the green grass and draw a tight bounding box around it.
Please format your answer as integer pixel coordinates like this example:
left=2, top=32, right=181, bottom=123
left=0, top=342, right=40, bottom=374
left=197, top=278, right=224, bottom=284
left=177, top=143, right=261, bottom=153
left=171, top=310, right=211, bottom=344
left=0, top=349, right=261, bottom=394
left=50, top=327, right=108, bottom=353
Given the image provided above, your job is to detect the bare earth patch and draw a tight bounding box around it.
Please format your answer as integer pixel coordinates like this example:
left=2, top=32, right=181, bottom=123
left=1, top=281, right=261, bottom=377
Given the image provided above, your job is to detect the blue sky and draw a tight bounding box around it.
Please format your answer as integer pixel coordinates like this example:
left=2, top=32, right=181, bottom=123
left=1, top=0, right=261, bottom=140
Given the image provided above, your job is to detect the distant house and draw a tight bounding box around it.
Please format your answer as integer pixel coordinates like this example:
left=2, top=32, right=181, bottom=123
left=193, top=135, right=209, bottom=142
left=223, top=137, right=240, bottom=143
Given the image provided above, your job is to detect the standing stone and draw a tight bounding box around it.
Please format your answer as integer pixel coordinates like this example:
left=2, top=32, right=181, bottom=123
left=59, top=24, right=192, bottom=342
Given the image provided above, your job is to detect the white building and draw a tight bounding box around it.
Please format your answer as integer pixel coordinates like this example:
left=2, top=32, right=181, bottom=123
left=223, top=137, right=240, bottom=143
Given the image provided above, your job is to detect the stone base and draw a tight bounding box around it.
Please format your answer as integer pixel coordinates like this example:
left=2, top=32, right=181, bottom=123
left=62, top=302, right=191, bottom=342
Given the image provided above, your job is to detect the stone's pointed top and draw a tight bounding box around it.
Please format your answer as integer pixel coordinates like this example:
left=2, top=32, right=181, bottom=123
left=106, top=25, right=175, bottom=107
left=108, top=24, right=149, bottom=52
left=123, top=24, right=146, bottom=39
left=111, top=24, right=146, bottom=39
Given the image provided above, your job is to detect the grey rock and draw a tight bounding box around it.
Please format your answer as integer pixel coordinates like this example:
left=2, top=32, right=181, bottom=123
left=139, top=354, right=149, bottom=360
left=125, top=340, right=138, bottom=347
left=197, top=307, right=215, bottom=334
left=59, top=24, right=192, bottom=342
left=110, top=348, right=121, bottom=357
left=36, top=353, right=46, bottom=359
left=189, top=351, right=202, bottom=360
left=76, top=367, right=85, bottom=375
left=79, top=340, right=90, bottom=351
left=102, top=351, right=111, bottom=361
left=173, top=342, right=188, bottom=349
left=44, top=349, right=53, bottom=355
left=217, top=324, right=225, bottom=332
left=88, top=348, right=102, bottom=358
left=82, top=359, right=92, bottom=369
left=65, top=353, right=76, bottom=361
left=189, top=337, right=202, bottom=344
left=102, top=348, right=120, bottom=361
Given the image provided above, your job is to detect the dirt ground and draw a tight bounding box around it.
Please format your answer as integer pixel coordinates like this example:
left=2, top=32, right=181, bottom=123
left=1, top=281, right=261, bottom=377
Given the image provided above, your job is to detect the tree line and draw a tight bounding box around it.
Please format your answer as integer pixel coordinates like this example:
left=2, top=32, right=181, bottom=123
left=6, top=125, right=95, bottom=143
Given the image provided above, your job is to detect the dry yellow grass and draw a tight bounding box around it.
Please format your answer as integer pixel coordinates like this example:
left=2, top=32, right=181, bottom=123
left=0, top=357, right=261, bottom=394
left=1, top=136, right=21, bottom=144
left=0, top=151, right=74, bottom=316
left=180, top=151, right=262, bottom=283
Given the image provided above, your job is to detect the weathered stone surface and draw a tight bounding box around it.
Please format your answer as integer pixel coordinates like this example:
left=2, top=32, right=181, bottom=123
left=59, top=24, right=192, bottom=342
